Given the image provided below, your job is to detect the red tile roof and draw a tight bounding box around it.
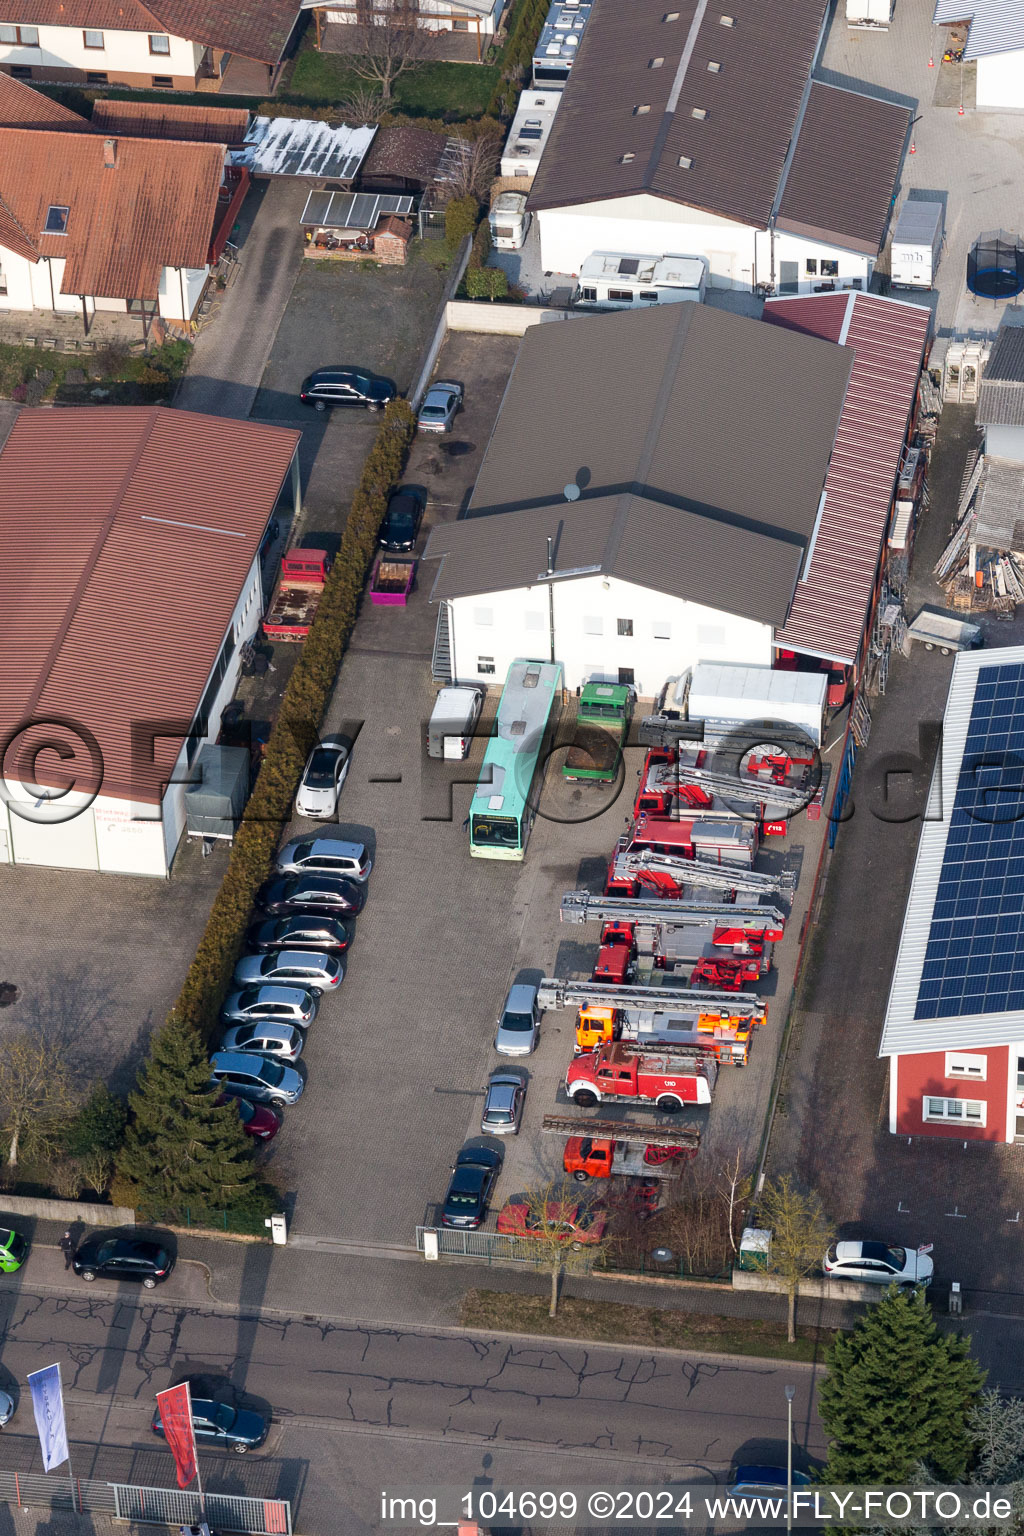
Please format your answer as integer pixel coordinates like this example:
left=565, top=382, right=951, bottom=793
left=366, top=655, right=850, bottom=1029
left=0, top=407, right=301, bottom=805
left=3, top=0, right=298, bottom=63
left=764, top=292, right=930, bottom=665
left=0, top=128, right=223, bottom=298
left=0, top=71, right=93, bottom=130
left=91, top=99, right=250, bottom=145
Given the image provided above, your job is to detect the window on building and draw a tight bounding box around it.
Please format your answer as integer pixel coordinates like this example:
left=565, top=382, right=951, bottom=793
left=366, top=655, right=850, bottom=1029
left=608, top=288, right=633, bottom=302
left=477, top=656, right=496, bottom=675
left=805, top=258, right=817, bottom=275
left=473, top=607, right=493, bottom=627
left=83, top=28, right=104, bottom=46
left=43, top=205, right=69, bottom=234
left=450, top=15, right=469, bottom=26
left=697, top=623, right=725, bottom=646
left=185, top=630, right=236, bottom=765
left=583, top=615, right=603, bottom=636
left=652, top=620, right=671, bottom=640
left=524, top=611, right=545, bottom=630
left=923, top=1097, right=985, bottom=1126
left=821, top=258, right=839, bottom=277
left=85, top=70, right=108, bottom=83
left=945, top=1052, right=986, bottom=1080
left=649, top=55, right=664, bottom=66
left=633, top=104, right=651, bottom=115
left=578, top=286, right=597, bottom=301
left=639, top=290, right=659, bottom=302
left=151, top=73, right=173, bottom=86
left=148, top=31, right=170, bottom=51
left=617, top=618, right=633, bottom=637
left=618, top=666, right=635, bottom=687
left=8, top=61, right=31, bottom=76
left=0, top=22, right=38, bottom=41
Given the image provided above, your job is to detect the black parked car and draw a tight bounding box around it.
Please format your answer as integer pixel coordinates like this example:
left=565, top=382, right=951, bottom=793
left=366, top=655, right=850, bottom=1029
left=299, top=368, right=396, bottom=413
left=257, top=875, right=366, bottom=917
left=73, top=1234, right=174, bottom=1288
left=246, top=915, right=355, bottom=954
left=153, top=1397, right=268, bottom=1454
left=379, top=487, right=425, bottom=554
left=441, top=1146, right=503, bottom=1230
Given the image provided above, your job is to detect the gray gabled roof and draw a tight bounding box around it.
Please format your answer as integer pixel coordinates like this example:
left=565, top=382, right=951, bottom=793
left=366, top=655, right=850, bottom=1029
left=977, top=312, right=1024, bottom=425
left=933, top=0, right=1024, bottom=59
left=423, top=303, right=852, bottom=627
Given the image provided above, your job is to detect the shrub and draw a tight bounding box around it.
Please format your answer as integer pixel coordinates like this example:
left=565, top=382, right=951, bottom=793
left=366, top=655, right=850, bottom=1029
left=64, top=1083, right=128, bottom=1159
left=444, top=193, right=479, bottom=255
left=469, top=217, right=492, bottom=270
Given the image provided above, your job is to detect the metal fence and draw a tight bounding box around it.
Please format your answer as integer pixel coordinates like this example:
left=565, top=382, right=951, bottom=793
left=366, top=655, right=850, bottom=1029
left=416, top=1226, right=595, bottom=1267
left=0, top=1469, right=290, bottom=1535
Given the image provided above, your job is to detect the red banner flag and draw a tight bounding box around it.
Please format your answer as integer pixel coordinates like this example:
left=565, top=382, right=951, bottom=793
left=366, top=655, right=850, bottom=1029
left=156, top=1384, right=198, bottom=1490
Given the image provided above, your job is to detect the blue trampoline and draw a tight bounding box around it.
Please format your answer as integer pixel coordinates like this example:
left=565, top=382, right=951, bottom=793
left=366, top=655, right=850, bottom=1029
left=968, top=229, right=1024, bottom=300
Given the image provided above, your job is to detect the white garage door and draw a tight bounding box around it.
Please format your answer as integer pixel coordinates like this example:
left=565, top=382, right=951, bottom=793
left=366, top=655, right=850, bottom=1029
left=10, top=807, right=99, bottom=870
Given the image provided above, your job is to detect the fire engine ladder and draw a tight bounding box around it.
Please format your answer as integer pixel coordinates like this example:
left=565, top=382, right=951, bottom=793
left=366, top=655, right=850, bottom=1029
left=610, top=851, right=796, bottom=899
left=538, top=977, right=766, bottom=1017
left=560, top=891, right=787, bottom=931
left=541, top=1114, right=701, bottom=1150
left=639, top=714, right=816, bottom=761
left=641, top=758, right=810, bottom=812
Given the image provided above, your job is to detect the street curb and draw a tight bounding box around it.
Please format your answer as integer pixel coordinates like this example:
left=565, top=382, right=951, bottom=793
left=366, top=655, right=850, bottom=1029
left=455, top=1319, right=830, bottom=1371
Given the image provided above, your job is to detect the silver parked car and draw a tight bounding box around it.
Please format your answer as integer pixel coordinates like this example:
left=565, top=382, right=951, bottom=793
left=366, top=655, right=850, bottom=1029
left=481, top=1072, right=526, bottom=1135
left=416, top=380, right=463, bottom=434
left=494, top=982, right=540, bottom=1057
left=275, top=837, right=371, bottom=882
left=219, top=1022, right=305, bottom=1064
left=295, top=736, right=350, bottom=819
left=220, top=984, right=318, bottom=1028
left=233, top=950, right=343, bottom=993
left=210, top=1052, right=305, bottom=1108
left=823, top=1240, right=934, bottom=1287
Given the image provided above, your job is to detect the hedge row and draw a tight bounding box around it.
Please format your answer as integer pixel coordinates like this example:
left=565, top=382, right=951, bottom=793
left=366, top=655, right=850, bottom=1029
left=487, top=0, right=551, bottom=116
left=255, top=100, right=505, bottom=139
left=166, top=398, right=417, bottom=1048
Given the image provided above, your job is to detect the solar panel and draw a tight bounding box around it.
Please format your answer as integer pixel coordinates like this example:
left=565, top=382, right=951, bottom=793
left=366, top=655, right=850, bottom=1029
left=915, top=659, right=1024, bottom=1020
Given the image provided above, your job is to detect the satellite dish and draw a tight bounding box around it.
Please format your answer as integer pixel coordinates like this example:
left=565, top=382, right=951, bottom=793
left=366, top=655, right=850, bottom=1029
left=563, top=481, right=581, bottom=502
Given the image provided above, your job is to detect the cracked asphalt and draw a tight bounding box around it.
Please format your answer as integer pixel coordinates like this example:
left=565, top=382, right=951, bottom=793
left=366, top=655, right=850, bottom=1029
left=0, top=1285, right=825, bottom=1533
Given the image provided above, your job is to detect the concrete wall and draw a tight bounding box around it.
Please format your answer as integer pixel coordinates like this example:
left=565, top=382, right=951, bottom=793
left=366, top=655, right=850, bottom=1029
left=983, top=424, right=1024, bottom=463
left=446, top=299, right=578, bottom=335
left=0, top=1194, right=135, bottom=1226
left=732, top=1268, right=907, bottom=1304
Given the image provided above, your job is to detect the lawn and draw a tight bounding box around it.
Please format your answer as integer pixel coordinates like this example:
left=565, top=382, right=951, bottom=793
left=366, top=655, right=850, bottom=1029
left=0, top=338, right=191, bottom=405
left=460, top=1289, right=837, bottom=1364
left=285, top=50, right=500, bottom=116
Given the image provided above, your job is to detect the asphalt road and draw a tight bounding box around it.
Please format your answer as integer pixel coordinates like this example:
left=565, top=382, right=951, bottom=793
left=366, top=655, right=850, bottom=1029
left=0, top=1286, right=826, bottom=1534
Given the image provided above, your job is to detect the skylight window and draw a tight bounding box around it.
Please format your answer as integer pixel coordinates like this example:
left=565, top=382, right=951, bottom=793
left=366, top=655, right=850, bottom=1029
left=633, top=103, right=651, bottom=114
left=707, top=59, right=722, bottom=71
left=720, top=13, right=736, bottom=23
left=620, top=152, right=636, bottom=162
left=663, top=9, right=679, bottom=17
left=691, top=106, right=708, bottom=119
left=43, top=205, right=69, bottom=234
left=649, top=55, right=664, bottom=66
left=677, top=155, right=693, bottom=169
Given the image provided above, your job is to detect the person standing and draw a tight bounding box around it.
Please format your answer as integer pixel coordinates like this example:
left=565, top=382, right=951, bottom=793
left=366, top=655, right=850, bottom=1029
left=58, top=1230, right=74, bottom=1270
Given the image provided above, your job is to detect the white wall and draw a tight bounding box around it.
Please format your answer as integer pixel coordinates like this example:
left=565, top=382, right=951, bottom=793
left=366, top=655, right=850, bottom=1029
left=536, top=194, right=758, bottom=287
left=984, top=424, right=1024, bottom=462
left=0, top=244, right=209, bottom=320
left=447, top=573, right=773, bottom=697
left=977, top=49, right=1024, bottom=110
left=767, top=228, right=873, bottom=295
left=322, top=0, right=501, bottom=31
left=158, top=265, right=210, bottom=322
left=0, top=23, right=196, bottom=76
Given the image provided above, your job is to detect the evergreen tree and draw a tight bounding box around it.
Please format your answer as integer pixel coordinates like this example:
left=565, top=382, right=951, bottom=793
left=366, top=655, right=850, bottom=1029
left=116, top=1019, right=265, bottom=1219
left=819, top=1286, right=985, bottom=1484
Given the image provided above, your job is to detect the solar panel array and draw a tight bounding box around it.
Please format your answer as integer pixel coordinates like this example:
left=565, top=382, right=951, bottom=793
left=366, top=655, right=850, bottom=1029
left=299, top=191, right=414, bottom=231
left=915, top=659, right=1024, bottom=1020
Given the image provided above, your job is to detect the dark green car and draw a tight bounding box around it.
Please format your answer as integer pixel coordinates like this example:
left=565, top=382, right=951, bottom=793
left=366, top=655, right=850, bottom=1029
left=0, top=1229, right=28, bottom=1273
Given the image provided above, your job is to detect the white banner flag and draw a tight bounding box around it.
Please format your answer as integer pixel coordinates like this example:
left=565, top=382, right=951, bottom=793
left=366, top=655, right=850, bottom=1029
left=28, top=1364, right=69, bottom=1472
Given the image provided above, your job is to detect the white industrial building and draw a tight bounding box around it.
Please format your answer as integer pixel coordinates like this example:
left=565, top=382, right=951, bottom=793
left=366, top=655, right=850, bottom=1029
left=933, top=0, right=1024, bottom=111
left=527, top=0, right=911, bottom=294
left=0, top=407, right=301, bottom=876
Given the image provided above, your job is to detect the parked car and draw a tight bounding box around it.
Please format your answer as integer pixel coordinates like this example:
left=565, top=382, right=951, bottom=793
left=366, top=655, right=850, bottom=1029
left=295, top=736, right=350, bottom=819
left=72, top=1234, right=174, bottom=1287
left=441, top=1146, right=503, bottom=1229
left=257, top=875, right=366, bottom=917
left=299, top=368, right=396, bottom=413
left=233, top=951, right=343, bottom=993
left=220, top=984, right=318, bottom=1028
left=727, top=1468, right=812, bottom=1503
left=0, top=1228, right=28, bottom=1273
left=219, top=1022, right=305, bottom=1064
left=153, top=1397, right=268, bottom=1454
left=0, top=1389, right=13, bottom=1425
left=823, top=1240, right=934, bottom=1287
left=379, top=487, right=425, bottom=553
left=275, top=838, right=371, bottom=882
left=494, top=983, right=541, bottom=1057
left=217, top=1094, right=281, bottom=1141
left=246, top=915, right=354, bottom=955
left=480, top=1072, right=526, bottom=1136
left=496, top=1200, right=607, bottom=1248
left=417, top=380, right=463, bottom=434
left=210, top=1052, right=304, bottom=1109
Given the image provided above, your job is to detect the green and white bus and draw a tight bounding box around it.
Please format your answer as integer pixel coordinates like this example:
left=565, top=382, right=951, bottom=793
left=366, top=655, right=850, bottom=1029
left=469, top=659, right=564, bottom=860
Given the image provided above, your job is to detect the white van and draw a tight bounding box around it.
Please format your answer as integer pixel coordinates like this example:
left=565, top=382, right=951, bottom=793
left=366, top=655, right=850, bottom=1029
left=573, top=251, right=708, bottom=309
left=428, top=686, right=485, bottom=759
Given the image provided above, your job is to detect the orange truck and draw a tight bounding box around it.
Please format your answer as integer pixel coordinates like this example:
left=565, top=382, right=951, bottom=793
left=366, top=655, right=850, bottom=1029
left=263, top=549, right=331, bottom=642
left=574, top=1002, right=763, bottom=1065
left=541, top=1115, right=700, bottom=1181
left=565, top=1040, right=718, bottom=1110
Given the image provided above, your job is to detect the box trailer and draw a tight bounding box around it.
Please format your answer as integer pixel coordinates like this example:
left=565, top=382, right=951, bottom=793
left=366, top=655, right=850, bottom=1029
left=890, top=202, right=944, bottom=290
left=681, top=663, right=827, bottom=747
left=573, top=252, right=708, bottom=309
left=184, top=745, right=250, bottom=843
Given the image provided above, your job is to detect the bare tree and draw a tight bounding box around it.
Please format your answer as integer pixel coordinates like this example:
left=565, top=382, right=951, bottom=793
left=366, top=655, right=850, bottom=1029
left=346, top=0, right=439, bottom=105
left=338, top=83, right=387, bottom=123
left=441, top=132, right=500, bottom=202
left=717, top=1146, right=752, bottom=1255
left=0, top=1033, right=78, bottom=1166
left=519, top=1178, right=609, bottom=1317
left=758, top=1175, right=833, bottom=1343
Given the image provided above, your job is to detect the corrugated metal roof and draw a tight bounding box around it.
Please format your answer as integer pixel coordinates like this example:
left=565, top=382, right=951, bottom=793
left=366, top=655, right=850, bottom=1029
left=360, top=124, right=448, bottom=184
left=880, top=647, right=1024, bottom=1056
left=0, top=128, right=223, bottom=299
left=976, top=315, right=1024, bottom=425
left=933, top=0, right=1024, bottom=60
left=424, top=302, right=851, bottom=626
left=299, top=189, right=413, bottom=229
left=973, top=456, right=1024, bottom=547
left=0, top=71, right=93, bottom=131
left=236, top=116, right=376, bottom=179
left=764, top=291, right=929, bottom=664
left=0, top=407, right=300, bottom=806
left=527, top=0, right=828, bottom=229
left=0, top=0, right=298, bottom=62
left=775, top=82, right=910, bottom=256
left=91, top=99, right=250, bottom=145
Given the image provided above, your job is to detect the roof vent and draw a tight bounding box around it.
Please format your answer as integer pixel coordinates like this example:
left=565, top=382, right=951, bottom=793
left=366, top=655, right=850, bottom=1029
left=691, top=106, right=708, bottom=119
left=707, top=59, right=722, bottom=71
left=620, top=151, right=636, bottom=163
left=649, top=55, right=664, bottom=66
left=633, top=103, right=651, bottom=115
left=677, top=154, right=694, bottom=169
left=720, top=12, right=736, bottom=23
left=103, top=137, right=117, bottom=169
left=510, top=719, right=527, bottom=735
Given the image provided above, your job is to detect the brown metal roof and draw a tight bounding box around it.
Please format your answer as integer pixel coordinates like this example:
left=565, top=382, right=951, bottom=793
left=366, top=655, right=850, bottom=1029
left=775, top=82, right=910, bottom=256
left=527, top=0, right=828, bottom=229
left=3, top=0, right=298, bottom=63
left=0, top=128, right=223, bottom=299
left=0, top=72, right=93, bottom=131
left=424, top=303, right=852, bottom=627
left=0, top=407, right=301, bottom=805
left=91, top=99, right=250, bottom=145
left=360, top=124, right=447, bottom=183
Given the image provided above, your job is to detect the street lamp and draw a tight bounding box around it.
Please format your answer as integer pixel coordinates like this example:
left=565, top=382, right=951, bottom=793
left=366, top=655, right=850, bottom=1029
left=785, top=1385, right=796, bottom=1535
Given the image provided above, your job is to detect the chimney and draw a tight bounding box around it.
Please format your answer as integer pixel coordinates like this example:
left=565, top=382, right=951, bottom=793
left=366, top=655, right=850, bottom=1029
left=103, top=137, right=117, bottom=169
